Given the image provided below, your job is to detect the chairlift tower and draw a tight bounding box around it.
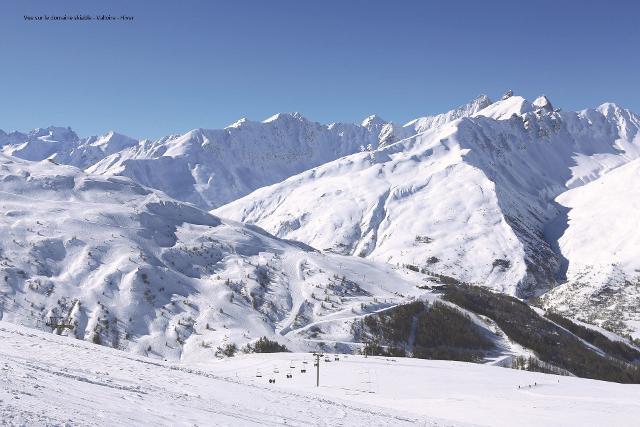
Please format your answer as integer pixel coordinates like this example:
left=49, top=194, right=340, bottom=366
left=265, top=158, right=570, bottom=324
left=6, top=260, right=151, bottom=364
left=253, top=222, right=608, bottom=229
left=312, top=352, right=323, bottom=387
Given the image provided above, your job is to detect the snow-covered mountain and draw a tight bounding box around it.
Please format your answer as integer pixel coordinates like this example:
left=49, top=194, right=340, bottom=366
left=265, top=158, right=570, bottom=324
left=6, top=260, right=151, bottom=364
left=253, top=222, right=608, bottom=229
left=0, top=127, right=138, bottom=169
left=1, top=149, right=635, bottom=375
left=377, top=94, right=493, bottom=148
left=0, top=96, right=491, bottom=210
left=215, top=94, right=640, bottom=335
left=0, top=153, right=431, bottom=361
left=86, top=113, right=386, bottom=208
left=2, top=91, right=640, bottom=340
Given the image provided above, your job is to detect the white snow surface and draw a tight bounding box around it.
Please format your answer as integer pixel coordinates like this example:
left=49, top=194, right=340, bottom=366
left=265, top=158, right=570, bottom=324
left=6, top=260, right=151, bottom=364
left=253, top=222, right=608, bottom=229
left=2, top=320, right=640, bottom=427
left=557, top=158, right=640, bottom=273
left=542, top=158, right=640, bottom=336
left=0, top=321, right=430, bottom=426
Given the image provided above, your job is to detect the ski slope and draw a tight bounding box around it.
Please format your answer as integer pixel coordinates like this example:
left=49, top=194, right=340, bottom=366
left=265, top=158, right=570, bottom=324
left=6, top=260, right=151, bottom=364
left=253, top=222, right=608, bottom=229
left=0, top=321, right=429, bottom=426
left=2, top=320, right=640, bottom=427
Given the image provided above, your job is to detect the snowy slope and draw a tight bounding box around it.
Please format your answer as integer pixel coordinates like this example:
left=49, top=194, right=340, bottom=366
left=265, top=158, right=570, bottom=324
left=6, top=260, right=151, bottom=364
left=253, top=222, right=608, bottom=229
left=0, top=153, right=431, bottom=361
left=542, top=158, right=640, bottom=337
left=216, top=94, right=640, bottom=300
left=217, top=122, right=527, bottom=295
left=3, top=320, right=640, bottom=427
left=0, top=321, right=433, bottom=426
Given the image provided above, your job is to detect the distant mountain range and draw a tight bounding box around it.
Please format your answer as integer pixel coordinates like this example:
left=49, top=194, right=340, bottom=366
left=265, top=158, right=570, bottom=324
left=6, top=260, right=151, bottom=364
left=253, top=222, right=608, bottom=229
left=1, top=90, right=639, bottom=366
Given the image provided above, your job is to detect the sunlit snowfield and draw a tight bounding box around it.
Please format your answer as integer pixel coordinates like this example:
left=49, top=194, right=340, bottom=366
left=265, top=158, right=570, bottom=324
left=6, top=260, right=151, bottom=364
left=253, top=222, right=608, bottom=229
left=2, top=321, right=639, bottom=426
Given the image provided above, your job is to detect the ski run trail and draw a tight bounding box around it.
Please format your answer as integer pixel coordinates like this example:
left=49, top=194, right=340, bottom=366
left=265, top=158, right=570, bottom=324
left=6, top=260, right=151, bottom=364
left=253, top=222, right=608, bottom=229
left=3, top=321, right=640, bottom=426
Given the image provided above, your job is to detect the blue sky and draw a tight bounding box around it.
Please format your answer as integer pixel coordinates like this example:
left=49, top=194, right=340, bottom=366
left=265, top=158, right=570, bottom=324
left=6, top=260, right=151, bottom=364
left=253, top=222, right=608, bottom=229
left=1, top=0, right=638, bottom=139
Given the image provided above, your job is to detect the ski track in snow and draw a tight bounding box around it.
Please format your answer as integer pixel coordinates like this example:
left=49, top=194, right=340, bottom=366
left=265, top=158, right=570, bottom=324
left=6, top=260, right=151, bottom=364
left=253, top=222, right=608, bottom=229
left=3, top=321, right=640, bottom=426
left=0, top=322, right=434, bottom=426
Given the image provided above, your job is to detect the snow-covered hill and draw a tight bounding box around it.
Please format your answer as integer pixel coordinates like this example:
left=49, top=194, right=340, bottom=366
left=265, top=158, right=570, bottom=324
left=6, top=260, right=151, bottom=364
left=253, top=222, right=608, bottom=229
left=216, top=94, right=640, bottom=312
left=3, top=320, right=640, bottom=427
left=0, top=154, right=435, bottom=361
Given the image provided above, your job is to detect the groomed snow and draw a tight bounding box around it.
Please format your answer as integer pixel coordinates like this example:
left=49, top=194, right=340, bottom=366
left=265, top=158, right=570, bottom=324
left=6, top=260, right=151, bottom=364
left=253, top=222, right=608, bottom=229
left=3, top=320, right=640, bottom=426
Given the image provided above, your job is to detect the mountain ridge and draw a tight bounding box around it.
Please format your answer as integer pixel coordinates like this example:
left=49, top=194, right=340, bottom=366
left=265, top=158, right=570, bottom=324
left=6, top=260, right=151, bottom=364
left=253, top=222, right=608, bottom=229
left=0, top=94, right=495, bottom=209
left=2, top=91, right=640, bottom=339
